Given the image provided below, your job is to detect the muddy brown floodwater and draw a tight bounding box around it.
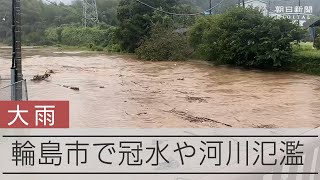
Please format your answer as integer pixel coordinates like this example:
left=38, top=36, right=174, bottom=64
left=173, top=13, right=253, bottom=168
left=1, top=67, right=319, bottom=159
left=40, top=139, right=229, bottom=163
left=1, top=47, right=320, bottom=128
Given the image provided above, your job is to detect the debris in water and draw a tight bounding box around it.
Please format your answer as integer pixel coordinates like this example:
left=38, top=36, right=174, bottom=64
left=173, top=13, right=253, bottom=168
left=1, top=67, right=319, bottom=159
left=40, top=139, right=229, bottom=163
left=137, top=112, right=148, bottom=116
left=47, top=69, right=55, bottom=74
left=186, top=96, right=208, bottom=103
left=62, top=85, right=80, bottom=91
left=151, top=90, right=161, bottom=94
left=165, top=109, right=232, bottom=127
left=234, top=117, right=241, bottom=122
left=70, top=87, right=80, bottom=91
left=31, top=70, right=55, bottom=81
left=32, top=70, right=79, bottom=91
left=175, top=90, right=189, bottom=94
left=31, top=72, right=51, bottom=81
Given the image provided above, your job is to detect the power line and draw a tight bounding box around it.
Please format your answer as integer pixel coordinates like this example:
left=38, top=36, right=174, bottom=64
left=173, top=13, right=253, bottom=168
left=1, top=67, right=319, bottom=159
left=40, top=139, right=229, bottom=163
left=135, top=0, right=229, bottom=16
left=43, top=0, right=97, bottom=24
left=82, top=0, right=99, bottom=27
left=209, top=0, right=212, bottom=15
left=0, top=0, right=87, bottom=24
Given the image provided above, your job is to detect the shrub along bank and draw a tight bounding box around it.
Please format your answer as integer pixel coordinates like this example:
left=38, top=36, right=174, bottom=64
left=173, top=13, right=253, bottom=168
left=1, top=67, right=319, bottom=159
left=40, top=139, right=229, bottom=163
left=136, top=24, right=193, bottom=61
left=45, top=25, right=118, bottom=51
left=290, top=42, right=320, bottom=75
left=186, top=7, right=320, bottom=75
left=189, top=7, right=304, bottom=69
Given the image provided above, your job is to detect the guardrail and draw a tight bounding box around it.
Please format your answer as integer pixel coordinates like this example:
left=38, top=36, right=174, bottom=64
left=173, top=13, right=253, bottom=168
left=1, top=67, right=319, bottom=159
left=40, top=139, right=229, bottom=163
left=0, top=79, right=28, bottom=101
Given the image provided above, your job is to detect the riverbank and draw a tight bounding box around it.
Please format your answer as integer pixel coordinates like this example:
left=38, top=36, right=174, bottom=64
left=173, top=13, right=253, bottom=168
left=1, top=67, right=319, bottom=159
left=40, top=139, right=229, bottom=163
left=290, top=42, right=320, bottom=75
left=1, top=44, right=320, bottom=76
left=57, top=43, right=320, bottom=76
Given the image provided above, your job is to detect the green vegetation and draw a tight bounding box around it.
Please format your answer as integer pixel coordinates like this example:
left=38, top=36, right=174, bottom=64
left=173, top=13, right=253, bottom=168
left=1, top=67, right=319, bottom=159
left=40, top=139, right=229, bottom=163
left=315, top=31, right=320, bottom=50
left=45, top=25, right=116, bottom=51
left=1, top=0, right=320, bottom=75
left=190, top=7, right=304, bottom=68
left=290, top=42, right=320, bottom=75
left=136, top=24, right=193, bottom=61
left=0, top=0, right=120, bottom=45
left=0, top=0, right=198, bottom=52
left=187, top=7, right=320, bottom=75
left=116, top=0, right=196, bottom=52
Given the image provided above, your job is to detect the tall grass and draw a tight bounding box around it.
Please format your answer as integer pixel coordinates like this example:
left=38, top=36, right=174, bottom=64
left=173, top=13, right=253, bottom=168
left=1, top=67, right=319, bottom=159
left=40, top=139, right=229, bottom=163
left=291, top=42, right=320, bottom=75
left=294, top=42, right=320, bottom=57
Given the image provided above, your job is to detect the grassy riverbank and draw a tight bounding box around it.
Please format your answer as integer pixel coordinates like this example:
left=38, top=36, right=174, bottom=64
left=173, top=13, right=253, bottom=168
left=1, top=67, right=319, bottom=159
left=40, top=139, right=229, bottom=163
left=54, top=43, right=320, bottom=76
left=290, top=42, right=320, bottom=75
left=2, top=42, right=320, bottom=76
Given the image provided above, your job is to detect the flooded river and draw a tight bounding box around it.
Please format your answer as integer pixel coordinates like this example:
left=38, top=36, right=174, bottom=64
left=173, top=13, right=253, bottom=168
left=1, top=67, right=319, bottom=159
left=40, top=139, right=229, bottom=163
left=1, top=47, right=320, bottom=128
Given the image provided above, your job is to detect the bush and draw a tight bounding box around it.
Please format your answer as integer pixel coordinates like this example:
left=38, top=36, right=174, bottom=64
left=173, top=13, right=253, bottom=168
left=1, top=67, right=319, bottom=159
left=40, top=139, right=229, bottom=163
left=291, top=43, right=320, bottom=75
left=45, top=27, right=62, bottom=45
left=315, top=31, right=320, bottom=49
left=105, top=43, right=122, bottom=52
left=190, top=7, right=304, bottom=68
left=136, top=24, right=193, bottom=61
left=45, top=26, right=117, bottom=48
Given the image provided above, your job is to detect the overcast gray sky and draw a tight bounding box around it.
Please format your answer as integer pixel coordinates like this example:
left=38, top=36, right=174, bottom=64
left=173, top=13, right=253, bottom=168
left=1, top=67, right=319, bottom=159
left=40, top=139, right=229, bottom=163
left=51, top=0, right=73, bottom=4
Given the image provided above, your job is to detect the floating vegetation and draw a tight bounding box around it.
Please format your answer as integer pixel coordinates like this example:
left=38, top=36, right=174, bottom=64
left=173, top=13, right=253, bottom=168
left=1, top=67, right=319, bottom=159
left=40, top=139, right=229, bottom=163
left=62, top=85, right=80, bottom=91
left=31, top=70, right=55, bottom=81
left=31, top=72, right=51, bottom=81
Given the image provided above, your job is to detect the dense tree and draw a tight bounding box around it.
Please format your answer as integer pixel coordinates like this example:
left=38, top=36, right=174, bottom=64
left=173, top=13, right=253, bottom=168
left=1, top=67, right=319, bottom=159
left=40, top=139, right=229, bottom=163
left=136, top=23, right=193, bottom=60
left=0, top=0, right=120, bottom=45
left=96, top=0, right=120, bottom=26
left=116, top=0, right=176, bottom=52
left=116, top=0, right=199, bottom=52
left=190, top=7, right=304, bottom=68
left=315, top=31, right=320, bottom=49
left=0, top=0, right=318, bottom=48
left=0, top=0, right=12, bottom=44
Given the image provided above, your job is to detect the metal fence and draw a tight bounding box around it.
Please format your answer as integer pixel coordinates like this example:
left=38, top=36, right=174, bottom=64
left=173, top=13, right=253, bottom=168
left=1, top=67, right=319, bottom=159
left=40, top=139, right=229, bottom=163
left=0, top=79, right=28, bottom=101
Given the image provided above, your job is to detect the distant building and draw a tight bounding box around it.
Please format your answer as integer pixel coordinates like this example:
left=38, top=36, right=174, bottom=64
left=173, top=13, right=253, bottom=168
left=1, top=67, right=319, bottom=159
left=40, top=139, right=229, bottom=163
left=244, top=0, right=268, bottom=16
left=309, top=19, right=320, bottom=47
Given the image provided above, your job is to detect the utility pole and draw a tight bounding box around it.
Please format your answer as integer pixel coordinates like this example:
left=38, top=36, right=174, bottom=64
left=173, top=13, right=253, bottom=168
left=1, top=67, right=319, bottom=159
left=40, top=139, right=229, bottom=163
left=267, top=0, right=271, bottom=16
left=209, top=0, right=212, bottom=15
left=298, top=0, right=301, bottom=26
left=242, top=0, right=245, bottom=7
left=82, top=0, right=99, bottom=27
left=11, top=0, right=22, bottom=100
